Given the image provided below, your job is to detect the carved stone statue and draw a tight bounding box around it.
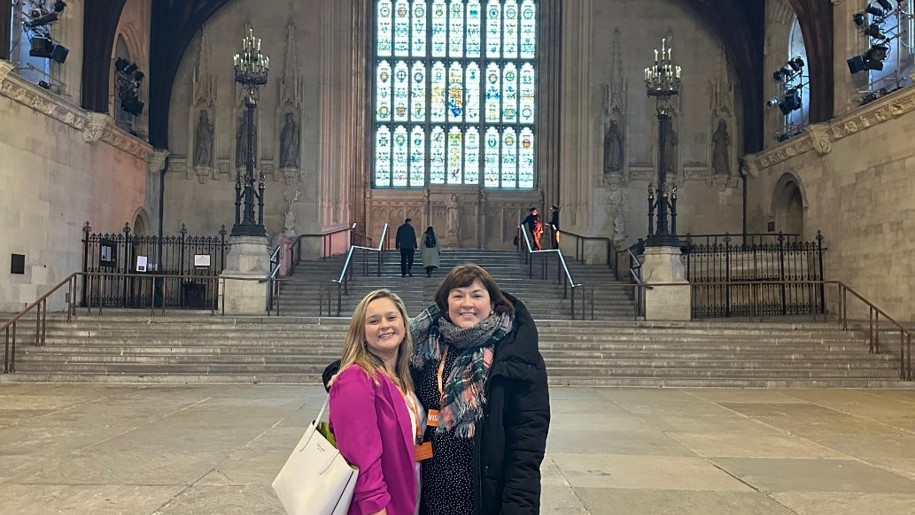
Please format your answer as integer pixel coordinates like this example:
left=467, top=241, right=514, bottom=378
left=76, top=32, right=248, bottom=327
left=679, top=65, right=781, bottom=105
left=603, top=118, right=624, bottom=175
left=284, top=189, right=301, bottom=237
left=711, top=119, right=730, bottom=176
left=193, top=110, right=213, bottom=167
left=446, top=194, right=460, bottom=241
left=235, top=114, right=248, bottom=168
left=279, top=112, right=300, bottom=168
left=608, top=188, right=628, bottom=245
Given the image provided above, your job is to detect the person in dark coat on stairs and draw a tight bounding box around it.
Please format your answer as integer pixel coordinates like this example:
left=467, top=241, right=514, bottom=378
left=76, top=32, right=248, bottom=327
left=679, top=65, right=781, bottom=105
left=395, top=218, right=418, bottom=277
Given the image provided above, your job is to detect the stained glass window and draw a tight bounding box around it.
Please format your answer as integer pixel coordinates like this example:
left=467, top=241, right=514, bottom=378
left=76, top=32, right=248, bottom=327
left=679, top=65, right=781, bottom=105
left=374, top=0, right=537, bottom=188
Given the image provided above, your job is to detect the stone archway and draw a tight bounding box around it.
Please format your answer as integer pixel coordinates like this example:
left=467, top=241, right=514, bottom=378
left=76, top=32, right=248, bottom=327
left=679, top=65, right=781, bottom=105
left=771, top=173, right=805, bottom=237
left=132, top=208, right=151, bottom=236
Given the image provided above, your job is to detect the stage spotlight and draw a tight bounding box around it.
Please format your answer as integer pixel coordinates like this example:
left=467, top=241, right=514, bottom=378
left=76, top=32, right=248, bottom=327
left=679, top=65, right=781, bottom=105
left=853, top=12, right=867, bottom=26
left=778, top=89, right=802, bottom=115
left=864, top=23, right=886, bottom=39
left=766, top=96, right=780, bottom=107
left=867, top=43, right=889, bottom=63
left=865, top=5, right=885, bottom=17
left=789, top=57, right=805, bottom=71
left=24, top=11, right=59, bottom=28
left=847, top=55, right=866, bottom=74
left=876, top=0, right=894, bottom=12
left=28, top=37, right=68, bottom=63
left=115, top=57, right=130, bottom=72
left=132, top=70, right=144, bottom=82
left=38, top=80, right=50, bottom=90
left=123, top=62, right=138, bottom=75
left=120, top=95, right=144, bottom=116
left=53, top=1, right=67, bottom=13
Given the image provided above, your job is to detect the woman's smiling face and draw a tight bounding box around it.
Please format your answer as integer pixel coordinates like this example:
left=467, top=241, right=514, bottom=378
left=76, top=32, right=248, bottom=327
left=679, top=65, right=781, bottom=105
left=447, top=279, right=493, bottom=329
left=363, top=297, right=405, bottom=361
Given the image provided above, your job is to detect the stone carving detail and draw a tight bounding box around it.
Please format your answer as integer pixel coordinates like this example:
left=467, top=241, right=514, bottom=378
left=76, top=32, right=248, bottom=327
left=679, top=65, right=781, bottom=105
left=278, top=20, right=304, bottom=176
left=601, top=29, right=627, bottom=181
left=191, top=24, right=217, bottom=176
left=83, top=113, right=111, bottom=143
left=606, top=187, right=629, bottom=245
left=0, top=60, right=13, bottom=83
left=284, top=188, right=301, bottom=237
left=279, top=112, right=299, bottom=168
left=806, top=123, right=832, bottom=155
left=193, top=109, right=214, bottom=167
left=446, top=194, right=461, bottom=243
left=711, top=119, right=730, bottom=176
left=148, top=149, right=170, bottom=175
left=746, top=86, right=915, bottom=170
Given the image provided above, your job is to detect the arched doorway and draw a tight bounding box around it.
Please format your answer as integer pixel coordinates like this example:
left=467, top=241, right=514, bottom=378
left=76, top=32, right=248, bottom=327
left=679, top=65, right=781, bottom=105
left=771, top=173, right=805, bottom=237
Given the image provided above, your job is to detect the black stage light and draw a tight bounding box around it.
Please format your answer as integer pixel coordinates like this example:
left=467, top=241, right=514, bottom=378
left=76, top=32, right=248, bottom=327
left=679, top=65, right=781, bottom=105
left=24, top=11, right=59, bottom=28
left=54, top=1, right=67, bottom=12
left=847, top=55, right=866, bottom=74
left=876, top=0, right=894, bottom=12
left=867, top=43, right=889, bottom=62
left=864, top=23, right=885, bottom=39
left=115, top=57, right=130, bottom=72
left=789, top=57, right=805, bottom=71
left=865, top=5, right=885, bottom=17
left=132, top=70, right=144, bottom=82
left=123, top=62, right=138, bottom=75
left=38, top=80, right=50, bottom=89
left=853, top=12, right=867, bottom=26
left=773, top=70, right=785, bottom=81
left=766, top=96, right=780, bottom=107
left=120, top=95, right=144, bottom=116
left=778, top=88, right=802, bottom=115
left=28, top=37, right=68, bottom=63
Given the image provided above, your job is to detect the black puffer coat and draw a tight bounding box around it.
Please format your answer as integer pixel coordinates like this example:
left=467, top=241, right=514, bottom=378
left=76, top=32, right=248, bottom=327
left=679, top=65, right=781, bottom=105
left=413, top=293, right=550, bottom=514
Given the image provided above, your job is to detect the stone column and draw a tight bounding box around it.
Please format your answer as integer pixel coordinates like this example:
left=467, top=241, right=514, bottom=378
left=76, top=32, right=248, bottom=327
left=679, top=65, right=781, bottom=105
left=641, top=246, right=690, bottom=321
left=220, top=235, right=269, bottom=314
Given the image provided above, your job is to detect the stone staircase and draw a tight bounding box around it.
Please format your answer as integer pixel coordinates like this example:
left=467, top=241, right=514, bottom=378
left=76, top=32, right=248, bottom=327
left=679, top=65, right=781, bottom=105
left=278, top=248, right=636, bottom=320
left=2, top=313, right=910, bottom=388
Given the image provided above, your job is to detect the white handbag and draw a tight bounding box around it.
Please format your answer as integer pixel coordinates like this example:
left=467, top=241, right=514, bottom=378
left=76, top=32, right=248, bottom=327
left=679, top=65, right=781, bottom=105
left=272, top=397, right=359, bottom=515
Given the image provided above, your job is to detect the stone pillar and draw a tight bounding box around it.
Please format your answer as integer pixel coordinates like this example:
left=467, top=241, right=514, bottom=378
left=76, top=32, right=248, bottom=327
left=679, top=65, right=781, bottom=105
left=220, top=235, right=269, bottom=314
left=641, top=246, right=690, bottom=321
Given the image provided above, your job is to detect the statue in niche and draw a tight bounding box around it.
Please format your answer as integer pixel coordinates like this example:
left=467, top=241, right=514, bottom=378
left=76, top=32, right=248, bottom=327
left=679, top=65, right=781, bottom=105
left=193, top=110, right=213, bottom=167
left=603, top=118, right=624, bottom=175
left=235, top=114, right=248, bottom=168
left=711, top=119, right=730, bottom=176
left=279, top=112, right=300, bottom=168
left=662, top=122, right=679, bottom=176
left=446, top=194, right=461, bottom=240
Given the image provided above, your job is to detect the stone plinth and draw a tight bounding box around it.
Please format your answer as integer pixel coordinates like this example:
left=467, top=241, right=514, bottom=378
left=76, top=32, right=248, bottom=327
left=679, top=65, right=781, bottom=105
left=220, top=235, right=270, bottom=315
left=641, top=245, right=691, bottom=321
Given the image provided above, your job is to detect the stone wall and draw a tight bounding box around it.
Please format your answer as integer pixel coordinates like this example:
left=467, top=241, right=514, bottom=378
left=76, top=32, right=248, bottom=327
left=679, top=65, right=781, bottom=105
left=745, top=87, right=915, bottom=321
left=0, top=62, right=153, bottom=311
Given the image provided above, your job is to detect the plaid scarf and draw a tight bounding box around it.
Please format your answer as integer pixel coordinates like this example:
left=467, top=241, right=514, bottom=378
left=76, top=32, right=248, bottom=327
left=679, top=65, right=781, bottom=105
left=411, top=305, right=513, bottom=438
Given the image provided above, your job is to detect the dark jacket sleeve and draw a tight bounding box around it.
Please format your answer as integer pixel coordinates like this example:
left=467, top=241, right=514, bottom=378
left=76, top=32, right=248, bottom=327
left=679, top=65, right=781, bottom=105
left=500, top=309, right=551, bottom=514
left=322, top=359, right=341, bottom=392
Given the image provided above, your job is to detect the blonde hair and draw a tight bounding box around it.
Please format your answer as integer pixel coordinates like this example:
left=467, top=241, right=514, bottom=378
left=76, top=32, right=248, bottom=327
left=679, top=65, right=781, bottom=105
left=340, top=289, right=414, bottom=391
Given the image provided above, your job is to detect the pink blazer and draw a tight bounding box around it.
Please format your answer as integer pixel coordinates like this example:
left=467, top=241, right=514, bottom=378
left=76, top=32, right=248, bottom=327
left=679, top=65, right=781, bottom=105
left=329, top=366, right=417, bottom=515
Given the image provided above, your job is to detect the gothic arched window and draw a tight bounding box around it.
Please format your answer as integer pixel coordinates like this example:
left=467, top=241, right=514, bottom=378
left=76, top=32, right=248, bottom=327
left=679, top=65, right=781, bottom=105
left=373, top=0, right=537, bottom=189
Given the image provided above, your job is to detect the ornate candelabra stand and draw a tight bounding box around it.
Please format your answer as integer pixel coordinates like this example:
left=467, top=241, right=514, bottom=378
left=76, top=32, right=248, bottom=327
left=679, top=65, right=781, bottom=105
left=644, top=37, right=681, bottom=247
left=231, top=27, right=270, bottom=237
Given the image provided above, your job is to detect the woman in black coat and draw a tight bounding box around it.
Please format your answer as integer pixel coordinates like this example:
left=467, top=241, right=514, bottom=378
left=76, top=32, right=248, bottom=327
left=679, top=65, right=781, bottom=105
left=410, top=264, right=550, bottom=514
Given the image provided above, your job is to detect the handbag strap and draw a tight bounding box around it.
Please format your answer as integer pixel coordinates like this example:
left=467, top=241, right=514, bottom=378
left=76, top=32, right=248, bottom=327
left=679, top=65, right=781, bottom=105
left=315, top=396, right=330, bottom=424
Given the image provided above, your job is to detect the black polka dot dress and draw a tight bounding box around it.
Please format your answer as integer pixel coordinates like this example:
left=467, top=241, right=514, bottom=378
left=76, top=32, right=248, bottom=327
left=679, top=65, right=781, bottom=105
left=416, top=348, right=476, bottom=515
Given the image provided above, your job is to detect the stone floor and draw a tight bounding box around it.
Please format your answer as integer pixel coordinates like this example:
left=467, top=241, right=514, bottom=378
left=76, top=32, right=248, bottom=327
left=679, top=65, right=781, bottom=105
left=0, top=385, right=914, bottom=514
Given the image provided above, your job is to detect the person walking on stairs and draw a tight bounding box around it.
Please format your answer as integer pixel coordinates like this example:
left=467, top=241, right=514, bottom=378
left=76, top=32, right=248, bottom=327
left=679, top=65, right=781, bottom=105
left=421, top=226, right=442, bottom=278
left=396, top=218, right=418, bottom=277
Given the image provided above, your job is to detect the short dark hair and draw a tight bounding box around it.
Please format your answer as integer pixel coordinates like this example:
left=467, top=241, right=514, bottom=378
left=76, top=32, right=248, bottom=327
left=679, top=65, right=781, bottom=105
left=405, top=218, right=412, bottom=223
left=529, top=207, right=537, bottom=212
left=434, top=264, right=514, bottom=318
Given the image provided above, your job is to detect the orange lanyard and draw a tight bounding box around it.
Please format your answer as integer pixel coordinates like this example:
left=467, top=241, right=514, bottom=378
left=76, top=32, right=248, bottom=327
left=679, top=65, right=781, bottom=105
left=436, top=347, right=449, bottom=397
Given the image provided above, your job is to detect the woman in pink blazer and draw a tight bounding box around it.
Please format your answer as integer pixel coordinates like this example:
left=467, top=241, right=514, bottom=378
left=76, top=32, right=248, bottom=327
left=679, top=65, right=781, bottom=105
left=330, top=289, right=423, bottom=515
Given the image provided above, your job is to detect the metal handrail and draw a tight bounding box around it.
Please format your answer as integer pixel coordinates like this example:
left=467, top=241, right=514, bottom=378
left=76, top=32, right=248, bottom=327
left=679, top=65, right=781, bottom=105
left=631, top=279, right=911, bottom=381
left=290, top=223, right=357, bottom=273
left=326, top=224, right=390, bottom=316
left=517, top=224, right=590, bottom=319
left=2, top=272, right=79, bottom=372
left=557, top=229, right=615, bottom=268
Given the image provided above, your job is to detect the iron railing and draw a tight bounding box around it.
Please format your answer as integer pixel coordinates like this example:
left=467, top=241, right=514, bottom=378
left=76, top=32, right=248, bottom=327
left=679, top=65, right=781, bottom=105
left=516, top=225, right=592, bottom=320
